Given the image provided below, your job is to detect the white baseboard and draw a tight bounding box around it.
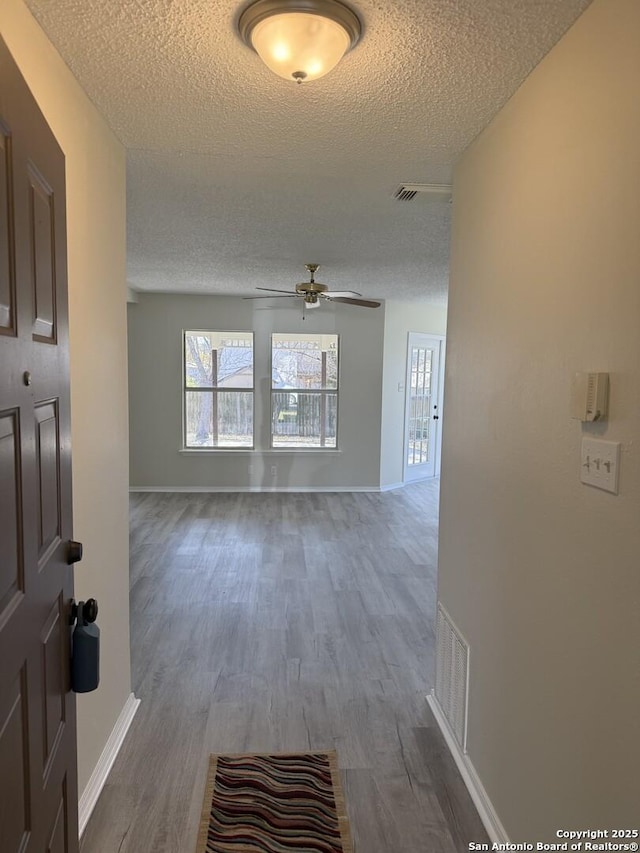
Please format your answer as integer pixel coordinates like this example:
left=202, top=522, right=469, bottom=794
left=426, top=691, right=509, bottom=845
left=130, top=485, right=382, bottom=493
left=78, top=692, right=141, bottom=837
left=379, top=481, right=404, bottom=492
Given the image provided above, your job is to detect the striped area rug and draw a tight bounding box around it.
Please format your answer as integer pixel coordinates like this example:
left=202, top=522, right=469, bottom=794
left=196, top=751, right=353, bottom=853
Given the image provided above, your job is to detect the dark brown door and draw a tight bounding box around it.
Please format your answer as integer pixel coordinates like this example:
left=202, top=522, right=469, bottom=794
left=0, top=36, right=79, bottom=853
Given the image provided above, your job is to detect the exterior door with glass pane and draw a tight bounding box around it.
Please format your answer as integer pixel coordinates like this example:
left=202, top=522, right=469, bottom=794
left=403, top=334, right=442, bottom=482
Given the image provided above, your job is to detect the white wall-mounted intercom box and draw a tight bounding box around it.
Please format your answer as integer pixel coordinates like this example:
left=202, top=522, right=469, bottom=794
left=570, top=372, right=609, bottom=422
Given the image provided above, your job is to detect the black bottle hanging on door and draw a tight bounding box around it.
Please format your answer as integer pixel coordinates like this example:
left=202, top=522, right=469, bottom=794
left=70, top=599, right=100, bottom=692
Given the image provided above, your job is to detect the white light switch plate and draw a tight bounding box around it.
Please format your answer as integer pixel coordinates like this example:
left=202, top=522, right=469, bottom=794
left=580, top=438, right=620, bottom=494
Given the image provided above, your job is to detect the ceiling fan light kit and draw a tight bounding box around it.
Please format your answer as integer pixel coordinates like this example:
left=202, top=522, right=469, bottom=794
left=238, top=0, right=362, bottom=83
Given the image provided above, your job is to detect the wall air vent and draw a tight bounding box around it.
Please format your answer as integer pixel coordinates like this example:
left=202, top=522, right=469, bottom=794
left=394, top=183, right=452, bottom=203
left=435, top=602, right=470, bottom=752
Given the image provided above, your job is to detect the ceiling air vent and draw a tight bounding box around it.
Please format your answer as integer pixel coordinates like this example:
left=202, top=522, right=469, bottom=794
left=394, top=183, right=452, bottom=203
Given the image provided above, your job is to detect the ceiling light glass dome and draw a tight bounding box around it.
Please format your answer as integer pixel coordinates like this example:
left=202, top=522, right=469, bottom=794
left=238, top=0, right=361, bottom=83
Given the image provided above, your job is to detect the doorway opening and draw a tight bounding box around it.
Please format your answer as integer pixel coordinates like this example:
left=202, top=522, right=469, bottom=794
left=403, top=333, right=444, bottom=482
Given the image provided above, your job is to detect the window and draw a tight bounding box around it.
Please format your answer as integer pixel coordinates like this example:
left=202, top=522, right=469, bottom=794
left=271, top=333, right=338, bottom=448
left=184, top=331, right=253, bottom=447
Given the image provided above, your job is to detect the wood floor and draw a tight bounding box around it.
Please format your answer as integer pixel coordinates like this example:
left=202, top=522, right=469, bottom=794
left=81, top=483, right=489, bottom=852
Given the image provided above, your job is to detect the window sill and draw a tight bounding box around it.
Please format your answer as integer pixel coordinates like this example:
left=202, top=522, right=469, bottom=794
left=179, top=448, right=342, bottom=456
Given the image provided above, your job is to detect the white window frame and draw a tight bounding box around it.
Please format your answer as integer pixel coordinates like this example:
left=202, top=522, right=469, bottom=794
left=270, top=333, right=340, bottom=450
left=182, top=330, right=255, bottom=450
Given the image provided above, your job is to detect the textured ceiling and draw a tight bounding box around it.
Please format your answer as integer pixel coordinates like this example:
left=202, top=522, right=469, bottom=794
left=26, top=0, right=592, bottom=302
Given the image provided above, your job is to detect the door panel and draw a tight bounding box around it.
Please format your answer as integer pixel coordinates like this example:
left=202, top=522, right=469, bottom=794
left=0, top=410, right=24, bottom=619
left=0, top=120, right=16, bottom=334
left=35, top=400, right=61, bottom=560
left=0, top=36, right=78, bottom=853
left=46, top=786, right=69, bottom=853
left=0, top=670, right=30, bottom=853
left=41, top=597, right=66, bottom=777
left=28, top=166, right=57, bottom=343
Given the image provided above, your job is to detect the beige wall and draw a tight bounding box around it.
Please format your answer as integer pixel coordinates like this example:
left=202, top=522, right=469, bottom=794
left=439, top=0, right=640, bottom=838
left=380, top=301, right=447, bottom=488
left=0, top=0, right=131, bottom=795
left=128, top=293, right=385, bottom=489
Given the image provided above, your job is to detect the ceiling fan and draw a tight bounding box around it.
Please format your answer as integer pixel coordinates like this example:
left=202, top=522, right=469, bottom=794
left=244, top=264, right=381, bottom=309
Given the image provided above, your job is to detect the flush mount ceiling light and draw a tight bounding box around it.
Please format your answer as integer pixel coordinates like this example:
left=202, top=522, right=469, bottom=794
left=238, top=0, right=362, bottom=83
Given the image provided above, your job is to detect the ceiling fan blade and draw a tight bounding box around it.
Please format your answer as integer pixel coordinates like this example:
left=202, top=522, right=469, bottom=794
left=243, top=294, right=298, bottom=299
left=324, top=296, right=381, bottom=308
left=255, top=287, right=298, bottom=294
left=323, top=290, right=362, bottom=298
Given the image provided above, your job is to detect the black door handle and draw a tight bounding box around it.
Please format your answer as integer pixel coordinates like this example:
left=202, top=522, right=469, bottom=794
left=433, top=415, right=439, bottom=420
left=70, top=598, right=98, bottom=625
left=67, top=540, right=83, bottom=564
